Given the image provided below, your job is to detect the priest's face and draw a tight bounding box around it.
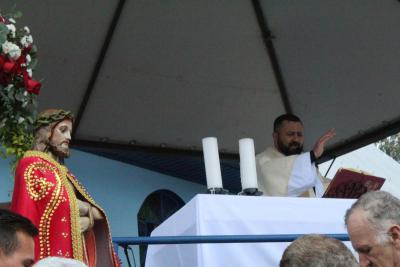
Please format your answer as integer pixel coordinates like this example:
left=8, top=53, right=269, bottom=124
left=49, top=119, right=72, bottom=159
left=273, top=120, right=304, bottom=156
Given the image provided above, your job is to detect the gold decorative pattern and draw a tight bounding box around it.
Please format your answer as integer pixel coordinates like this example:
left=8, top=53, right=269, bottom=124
left=24, top=151, right=117, bottom=265
left=22, top=153, right=63, bottom=259
left=24, top=151, right=83, bottom=261
left=62, top=172, right=83, bottom=261
left=24, top=162, right=55, bottom=201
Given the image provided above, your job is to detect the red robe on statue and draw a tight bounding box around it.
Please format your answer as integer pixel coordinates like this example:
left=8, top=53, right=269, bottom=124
left=11, top=151, right=120, bottom=267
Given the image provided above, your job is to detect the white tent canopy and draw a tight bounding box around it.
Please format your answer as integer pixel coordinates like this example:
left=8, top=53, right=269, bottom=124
left=2, top=0, right=400, bottom=159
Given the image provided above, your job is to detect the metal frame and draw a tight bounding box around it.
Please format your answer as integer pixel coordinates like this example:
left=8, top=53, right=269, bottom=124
left=113, top=234, right=349, bottom=246
left=250, top=0, right=292, bottom=114
left=73, top=0, right=127, bottom=137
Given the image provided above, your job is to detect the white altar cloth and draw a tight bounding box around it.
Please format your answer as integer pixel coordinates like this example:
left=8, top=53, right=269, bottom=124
left=145, top=194, right=355, bottom=267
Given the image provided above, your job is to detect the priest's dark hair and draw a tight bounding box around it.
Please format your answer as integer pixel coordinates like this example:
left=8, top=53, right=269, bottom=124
left=0, top=209, right=38, bottom=255
left=273, top=114, right=302, bottom=132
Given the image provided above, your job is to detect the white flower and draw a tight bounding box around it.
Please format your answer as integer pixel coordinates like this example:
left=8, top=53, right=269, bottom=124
left=24, top=26, right=30, bottom=34
left=27, top=68, right=32, bottom=77
left=8, top=18, right=16, bottom=24
left=20, top=35, right=33, bottom=48
left=6, top=24, right=16, bottom=38
left=2, top=41, right=21, bottom=60
left=26, top=54, right=31, bottom=63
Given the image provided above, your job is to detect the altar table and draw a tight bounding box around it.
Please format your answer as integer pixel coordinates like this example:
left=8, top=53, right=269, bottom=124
left=145, top=194, right=355, bottom=267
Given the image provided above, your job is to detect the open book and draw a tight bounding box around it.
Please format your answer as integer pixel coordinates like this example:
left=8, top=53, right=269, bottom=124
left=322, top=168, right=385, bottom=199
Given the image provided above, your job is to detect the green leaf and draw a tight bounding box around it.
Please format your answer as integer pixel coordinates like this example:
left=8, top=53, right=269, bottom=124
left=4, top=84, right=14, bottom=92
left=0, top=23, right=8, bottom=34
left=26, top=116, right=34, bottom=124
left=7, top=90, right=15, bottom=101
left=30, top=45, right=37, bottom=54
left=0, top=24, right=8, bottom=45
left=32, top=98, right=38, bottom=108
left=15, top=92, right=25, bottom=102
left=29, top=58, right=38, bottom=70
left=12, top=11, right=22, bottom=19
left=0, top=35, right=6, bottom=45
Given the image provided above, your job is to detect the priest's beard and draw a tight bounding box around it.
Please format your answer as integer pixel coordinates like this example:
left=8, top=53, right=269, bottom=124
left=277, top=139, right=303, bottom=156
left=48, top=141, right=70, bottom=159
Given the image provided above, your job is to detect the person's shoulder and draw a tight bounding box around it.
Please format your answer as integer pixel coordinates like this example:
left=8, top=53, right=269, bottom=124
left=17, top=151, right=43, bottom=168
left=256, top=147, right=278, bottom=158
left=256, top=147, right=277, bottom=162
left=16, top=150, right=60, bottom=174
left=256, top=148, right=267, bottom=158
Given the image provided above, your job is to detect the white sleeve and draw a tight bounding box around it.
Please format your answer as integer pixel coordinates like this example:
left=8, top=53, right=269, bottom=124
left=287, top=152, right=324, bottom=197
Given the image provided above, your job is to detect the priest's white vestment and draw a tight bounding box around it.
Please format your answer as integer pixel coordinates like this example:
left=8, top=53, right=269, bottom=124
left=256, top=147, right=328, bottom=197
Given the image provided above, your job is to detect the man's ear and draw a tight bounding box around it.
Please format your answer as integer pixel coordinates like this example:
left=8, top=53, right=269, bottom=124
left=388, top=225, right=400, bottom=246
left=273, top=132, right=278, bottom=143
left=0, top=249, right=5, bottom=260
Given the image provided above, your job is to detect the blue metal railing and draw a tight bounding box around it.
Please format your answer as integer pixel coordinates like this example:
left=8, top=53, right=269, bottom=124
left=112, top=234, right=350, bottom=267
left=113, top=233, right=349, bottom=246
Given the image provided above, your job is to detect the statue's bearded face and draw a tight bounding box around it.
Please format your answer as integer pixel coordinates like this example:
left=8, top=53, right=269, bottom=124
left=48, top=119, right=72, bottom=159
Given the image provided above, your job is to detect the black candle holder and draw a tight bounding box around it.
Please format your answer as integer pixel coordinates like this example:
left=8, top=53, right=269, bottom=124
left=207, top=187, right=230, bottom=194
left=238, top=188, right=263, bottom=196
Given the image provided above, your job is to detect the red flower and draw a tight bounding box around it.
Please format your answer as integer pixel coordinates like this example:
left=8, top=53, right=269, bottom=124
left=26, top=79, right=41, bottom=94
left=3, top=61, right=16, bottom=73
left=0, top=55, right=7, bottom=68
left=23, top=71, right=41, bottom=95
left=22, top=45, right=32, bottom=54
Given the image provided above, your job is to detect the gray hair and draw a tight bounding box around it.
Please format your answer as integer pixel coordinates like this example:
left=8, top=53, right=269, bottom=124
left=345, top=191, right=400, bottom=242
left=280, top=234, right=358, bottom=267
left=33, top=257, right=87, bottom=267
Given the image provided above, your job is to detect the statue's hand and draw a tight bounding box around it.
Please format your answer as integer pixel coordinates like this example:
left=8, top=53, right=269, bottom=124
left=80, top=216, right=92, bottom=233
left=78, top=199, right=90, bottom=216
left=92, top=206, right=103, bottom=220
left=78, top=200, right=95, bottom=232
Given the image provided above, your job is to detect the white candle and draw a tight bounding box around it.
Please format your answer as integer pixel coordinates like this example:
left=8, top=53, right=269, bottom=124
left=239, top=138, right=258, bottom=190
left=202, top=137, right=223, bottom=189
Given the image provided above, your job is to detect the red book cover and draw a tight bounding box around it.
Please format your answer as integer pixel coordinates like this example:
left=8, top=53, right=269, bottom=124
left=323, top=168, right=385, bottom=199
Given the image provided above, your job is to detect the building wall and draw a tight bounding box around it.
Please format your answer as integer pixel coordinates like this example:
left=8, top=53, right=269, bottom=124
left=0, top=149, right=207, bottom=264
left=0, top=156, right=13, bottom=203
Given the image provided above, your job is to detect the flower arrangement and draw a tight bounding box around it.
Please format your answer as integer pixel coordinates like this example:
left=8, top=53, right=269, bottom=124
left=0, top=11, right=41, bottom=171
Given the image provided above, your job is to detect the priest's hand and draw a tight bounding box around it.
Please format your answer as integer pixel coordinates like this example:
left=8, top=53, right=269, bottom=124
left=313, top=129, right=336, bottom=158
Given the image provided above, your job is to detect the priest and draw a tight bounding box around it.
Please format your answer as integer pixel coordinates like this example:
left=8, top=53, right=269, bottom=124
left=256, top=114, right=335, bottom=197
left=11, top=109, right=120, bottom=267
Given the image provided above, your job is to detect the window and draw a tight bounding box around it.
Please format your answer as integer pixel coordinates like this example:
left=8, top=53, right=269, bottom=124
left=137, top=190, right=185, bottom=267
